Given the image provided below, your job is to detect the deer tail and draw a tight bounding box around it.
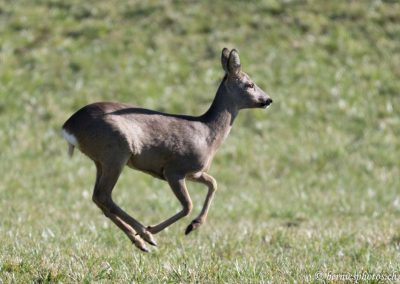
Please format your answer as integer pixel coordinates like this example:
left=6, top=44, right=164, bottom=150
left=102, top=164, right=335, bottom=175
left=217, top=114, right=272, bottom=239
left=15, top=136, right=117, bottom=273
left=62, top=128, right=78, bottom=158
left=67, top=143, right=75, bottom=157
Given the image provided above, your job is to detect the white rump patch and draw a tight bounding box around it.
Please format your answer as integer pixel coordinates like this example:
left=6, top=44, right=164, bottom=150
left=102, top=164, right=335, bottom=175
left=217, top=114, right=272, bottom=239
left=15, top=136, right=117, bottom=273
left=62, top=128, right=79, bottom=147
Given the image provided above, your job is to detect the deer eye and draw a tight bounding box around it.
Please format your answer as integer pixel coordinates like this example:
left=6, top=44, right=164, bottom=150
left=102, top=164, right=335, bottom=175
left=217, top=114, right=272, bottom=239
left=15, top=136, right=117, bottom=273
left=245, top=83, right=254, bottom=89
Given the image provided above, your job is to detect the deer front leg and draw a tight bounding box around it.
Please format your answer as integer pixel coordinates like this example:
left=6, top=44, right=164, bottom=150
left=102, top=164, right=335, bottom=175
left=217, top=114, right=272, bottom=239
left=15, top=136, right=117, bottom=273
left=185, top=172, right=217, bottom=235
left=147, top=173, right=193, bottom=234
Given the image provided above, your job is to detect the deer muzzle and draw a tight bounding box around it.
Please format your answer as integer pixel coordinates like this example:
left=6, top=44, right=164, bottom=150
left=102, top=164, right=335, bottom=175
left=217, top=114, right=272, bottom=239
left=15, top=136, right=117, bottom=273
left=259, top=98, right=273, bottom=108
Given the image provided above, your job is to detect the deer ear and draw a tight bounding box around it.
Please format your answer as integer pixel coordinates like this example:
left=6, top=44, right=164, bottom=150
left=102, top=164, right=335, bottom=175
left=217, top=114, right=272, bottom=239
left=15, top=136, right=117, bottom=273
left=221, top=48, right=230, bottom=73
left=228, top=49, right=241, bottom=75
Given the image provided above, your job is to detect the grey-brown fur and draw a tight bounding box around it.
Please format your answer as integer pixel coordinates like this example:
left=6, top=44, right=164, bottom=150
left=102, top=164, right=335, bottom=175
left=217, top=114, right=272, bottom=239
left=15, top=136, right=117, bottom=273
left=62, top=48, right=273, bottom=252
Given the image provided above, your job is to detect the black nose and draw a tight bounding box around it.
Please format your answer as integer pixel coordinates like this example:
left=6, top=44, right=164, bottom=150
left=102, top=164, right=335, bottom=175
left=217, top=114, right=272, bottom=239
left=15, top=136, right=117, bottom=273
left=265, top=98, right=273, bottom=105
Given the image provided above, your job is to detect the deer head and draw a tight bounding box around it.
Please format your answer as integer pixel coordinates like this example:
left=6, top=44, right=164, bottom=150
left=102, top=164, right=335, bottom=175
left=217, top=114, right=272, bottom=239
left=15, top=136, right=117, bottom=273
left=221, top=48, right=273, bottom=109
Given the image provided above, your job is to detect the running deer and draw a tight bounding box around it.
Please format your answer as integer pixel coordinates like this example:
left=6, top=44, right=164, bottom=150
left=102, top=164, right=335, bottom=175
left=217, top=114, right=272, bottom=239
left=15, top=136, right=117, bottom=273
left=62, top=48, right=273, bottom=252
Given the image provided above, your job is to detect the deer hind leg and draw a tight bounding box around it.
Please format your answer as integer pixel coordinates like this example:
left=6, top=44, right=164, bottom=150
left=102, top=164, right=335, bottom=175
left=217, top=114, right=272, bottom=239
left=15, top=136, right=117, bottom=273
left=92, top=161, right=156, bottom=252
left=185, top=172, right=217, bottom=235
left=147, top=171, right=193, bottom=234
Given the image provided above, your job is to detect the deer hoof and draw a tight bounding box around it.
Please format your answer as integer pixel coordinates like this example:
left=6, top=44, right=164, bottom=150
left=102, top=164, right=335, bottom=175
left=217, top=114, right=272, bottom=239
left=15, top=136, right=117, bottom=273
left=185, top=220, right=202, bottom=235
left=141, top=230, right=157, bottom=246
left=138, top=245, right=150, bottom=253
left=133, top=237, right=150, bottom=252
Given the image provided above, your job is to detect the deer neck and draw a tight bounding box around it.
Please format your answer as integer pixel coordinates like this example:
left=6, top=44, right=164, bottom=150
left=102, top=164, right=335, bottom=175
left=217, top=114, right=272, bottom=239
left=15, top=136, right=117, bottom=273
left=200, top=76, right=239, bottom=149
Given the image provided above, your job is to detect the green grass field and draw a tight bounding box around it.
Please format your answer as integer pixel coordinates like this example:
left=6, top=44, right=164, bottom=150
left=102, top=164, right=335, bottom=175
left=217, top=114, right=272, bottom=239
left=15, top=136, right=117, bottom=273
left=1, top=0, right=399, bottom=282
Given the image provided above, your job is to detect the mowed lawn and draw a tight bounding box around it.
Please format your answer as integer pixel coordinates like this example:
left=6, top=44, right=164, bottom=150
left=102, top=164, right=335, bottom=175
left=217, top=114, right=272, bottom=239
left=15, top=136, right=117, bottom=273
left=1, top=0, right=399, bottom=282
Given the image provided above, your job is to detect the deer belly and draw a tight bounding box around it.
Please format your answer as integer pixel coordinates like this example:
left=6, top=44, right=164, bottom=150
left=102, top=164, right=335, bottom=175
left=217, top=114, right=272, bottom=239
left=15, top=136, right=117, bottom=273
left=126, top=155, right=166, bottom=180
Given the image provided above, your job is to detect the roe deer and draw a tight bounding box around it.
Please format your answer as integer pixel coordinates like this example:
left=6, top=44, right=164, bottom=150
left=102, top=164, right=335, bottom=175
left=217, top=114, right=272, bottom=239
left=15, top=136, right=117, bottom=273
left=62, top=48, right=273, bottom=252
